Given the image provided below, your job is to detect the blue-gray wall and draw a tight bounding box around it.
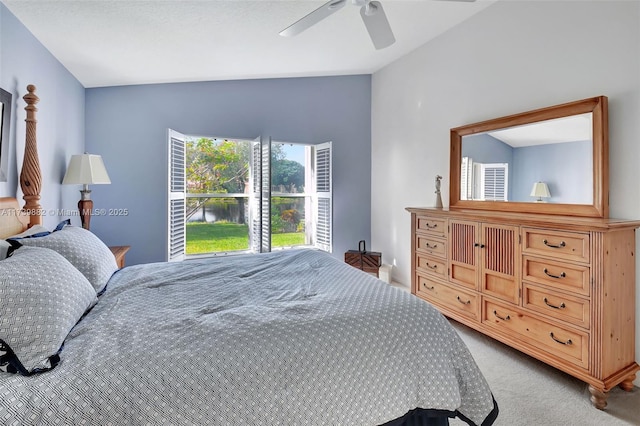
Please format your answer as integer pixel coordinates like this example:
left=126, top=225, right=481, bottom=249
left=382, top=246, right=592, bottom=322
left=512, top=140, right=591, bottom=203
left=0, top=3, right=85, bottom=228
left=85, top=77, right=372, bottom=265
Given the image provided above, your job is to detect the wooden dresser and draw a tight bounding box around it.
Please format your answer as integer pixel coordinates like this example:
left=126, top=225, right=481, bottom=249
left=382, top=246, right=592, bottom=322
left=407, top=207, right=639, bottom=409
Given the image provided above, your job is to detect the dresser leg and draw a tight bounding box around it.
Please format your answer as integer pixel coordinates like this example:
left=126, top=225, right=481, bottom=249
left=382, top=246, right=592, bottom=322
left=619, top=374, right=636, bottom=392
left=588, top=385, right=608, bottom=410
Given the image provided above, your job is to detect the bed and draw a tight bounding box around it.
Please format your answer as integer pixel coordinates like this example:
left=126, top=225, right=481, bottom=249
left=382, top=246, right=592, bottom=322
left=0, top=86, right=498, bottom=426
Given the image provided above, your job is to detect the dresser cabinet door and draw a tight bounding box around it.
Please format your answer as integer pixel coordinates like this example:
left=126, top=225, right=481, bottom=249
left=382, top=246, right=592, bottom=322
left=449, top=220, right=520, bottom=303
left=448, top=220, right=479, bottom=290
left=481, top=224, right=520, bottom=304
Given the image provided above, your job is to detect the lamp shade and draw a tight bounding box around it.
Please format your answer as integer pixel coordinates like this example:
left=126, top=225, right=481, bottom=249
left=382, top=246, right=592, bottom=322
left=530, top=182, right=551, bottom=199
left=62, top=154, right=111, bottom=185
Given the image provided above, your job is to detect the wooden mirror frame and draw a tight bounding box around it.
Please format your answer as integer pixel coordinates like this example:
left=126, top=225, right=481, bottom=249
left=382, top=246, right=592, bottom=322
left=449, top=96, right=608, bottom=218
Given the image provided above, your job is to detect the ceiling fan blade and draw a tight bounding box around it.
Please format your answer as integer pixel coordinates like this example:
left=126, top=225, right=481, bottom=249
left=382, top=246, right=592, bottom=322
left=360, top=1, right=395, bottom=50
left=280, top=0, right=347, bottom=37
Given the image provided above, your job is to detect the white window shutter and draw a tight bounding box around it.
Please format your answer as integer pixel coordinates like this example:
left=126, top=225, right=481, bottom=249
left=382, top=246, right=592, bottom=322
left=313, top=142, right=332, bottom=253
left=480, top=163, right=508, bottom=201
left=249, top=139, right=262, bottom=252
left=461, top=156, right=473, bottom=200
left=260, top=136, right=271, bottom=253
left=167, top=129, right=186, bottom=261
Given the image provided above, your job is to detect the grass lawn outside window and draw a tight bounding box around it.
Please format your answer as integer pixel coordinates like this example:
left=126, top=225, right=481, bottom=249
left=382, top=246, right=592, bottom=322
left=186, top=222, right=305, bottom=255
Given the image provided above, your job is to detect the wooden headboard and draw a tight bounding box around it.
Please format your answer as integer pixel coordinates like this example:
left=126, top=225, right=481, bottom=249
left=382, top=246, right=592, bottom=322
left=0, top=197, right=29, bottom=238
left=0, top=85, right=43, bottom=238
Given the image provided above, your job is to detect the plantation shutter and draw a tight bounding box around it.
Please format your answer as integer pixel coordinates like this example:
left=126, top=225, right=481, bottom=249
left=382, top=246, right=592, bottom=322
left=167, top=129, right=186, bottom=261
left=480, top=163, right=508, bottom=201
left=260, top=137, right=271, bottom=253
left=460, top=156, right=473, bottom=200
left=314, top=142, right=332, bottom=253
left=249, top=139, right=262, bottom=252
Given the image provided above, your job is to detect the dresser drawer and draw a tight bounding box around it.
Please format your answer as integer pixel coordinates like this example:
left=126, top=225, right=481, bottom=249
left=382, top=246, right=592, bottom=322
left=483, top=299, right=589, bottom=369
left=522, top=256, right=590, bottom=296
left=415, top=235, right=447, bottom=258
left=522, top=228, right=590, bottom=264
left=523, top=283, right=590, bottom=329
left=416, top=274, right=479, bottom=321
left=416, top=253, right=447, bottom=279
left=416, top=216, right=447, bottom=238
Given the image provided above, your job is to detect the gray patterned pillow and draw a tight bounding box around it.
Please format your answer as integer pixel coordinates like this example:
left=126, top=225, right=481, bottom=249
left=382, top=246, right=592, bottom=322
left=0, top=240, right=10, bottom=260
left=14, top=225, right=118, bottom=294
left=0, top=246, right=97, bottom=375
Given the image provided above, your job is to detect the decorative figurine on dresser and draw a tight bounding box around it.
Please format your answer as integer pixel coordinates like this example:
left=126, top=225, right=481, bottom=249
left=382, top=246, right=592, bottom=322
left=407, top=96, right=639, bottom=409
left=434, top=175, right=443, bottom=209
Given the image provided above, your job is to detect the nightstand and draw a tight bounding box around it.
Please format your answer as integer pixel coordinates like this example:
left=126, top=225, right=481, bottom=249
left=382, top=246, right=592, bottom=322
left=109, top=245, right=131, bottom=268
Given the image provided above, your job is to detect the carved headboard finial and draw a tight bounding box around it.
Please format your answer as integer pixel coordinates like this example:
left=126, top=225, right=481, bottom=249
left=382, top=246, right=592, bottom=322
left=20, top=84, right=43, bottom=226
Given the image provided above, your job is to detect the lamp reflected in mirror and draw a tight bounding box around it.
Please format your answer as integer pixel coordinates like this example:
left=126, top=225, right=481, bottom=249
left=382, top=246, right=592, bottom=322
left=530, top=181, right=551, bottom=202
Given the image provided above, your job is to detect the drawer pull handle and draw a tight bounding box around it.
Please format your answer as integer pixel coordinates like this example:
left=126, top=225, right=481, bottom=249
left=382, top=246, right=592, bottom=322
left=543, top=298, right=566, bottom=309
left=549, top=332, right=572, bottom=346
left=425, top=262, right=438, bottom=270
left=423, top=284, right=435, bottom=291
left=424, top=243, right=438, bottom=249
left=425, top=223, right=438, bottom=229
left=457, top=296, right=471, bottom=305
left=543, top=239, right=566, bottom=249
left=493, top=310, right=510, bottom=321
left=543, top=268, right=566, bottom=279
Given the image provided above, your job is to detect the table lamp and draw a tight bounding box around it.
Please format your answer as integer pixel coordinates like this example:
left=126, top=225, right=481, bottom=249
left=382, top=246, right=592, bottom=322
left=530, top=181, right=551, bottom=202
left=62, top=153, right=111, bottom=230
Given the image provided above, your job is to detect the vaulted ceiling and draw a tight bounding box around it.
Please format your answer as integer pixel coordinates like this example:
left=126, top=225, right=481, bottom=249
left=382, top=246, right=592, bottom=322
left=2, top=0, right=495, bottom=88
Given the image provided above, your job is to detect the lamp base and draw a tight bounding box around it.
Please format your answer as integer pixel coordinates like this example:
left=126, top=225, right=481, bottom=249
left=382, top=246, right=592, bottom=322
left=78, top=198, right=93, bottom=230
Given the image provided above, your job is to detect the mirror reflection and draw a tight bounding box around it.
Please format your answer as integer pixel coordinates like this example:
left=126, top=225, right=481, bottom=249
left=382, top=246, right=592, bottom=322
left=460, top=113, right=593, bottom=204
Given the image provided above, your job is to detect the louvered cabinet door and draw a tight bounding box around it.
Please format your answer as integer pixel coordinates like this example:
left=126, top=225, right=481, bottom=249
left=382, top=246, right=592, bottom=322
left=480, top=223, right=520, bottom=304
left=448, top=220, right=480, bottom=290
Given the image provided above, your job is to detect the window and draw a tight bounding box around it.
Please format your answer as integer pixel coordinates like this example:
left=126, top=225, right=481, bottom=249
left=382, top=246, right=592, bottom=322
left=167, top=130, right=332, bottom=260
left=476, top=163, right=508, bottom=201
left=461, top=157, right=508, bottom=202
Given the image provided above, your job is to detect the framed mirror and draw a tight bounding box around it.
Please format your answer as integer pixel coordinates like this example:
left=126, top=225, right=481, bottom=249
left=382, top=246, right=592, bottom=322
left=0, top=88, right=12, bottom=182
left=449, top=96, right=608, bottom=218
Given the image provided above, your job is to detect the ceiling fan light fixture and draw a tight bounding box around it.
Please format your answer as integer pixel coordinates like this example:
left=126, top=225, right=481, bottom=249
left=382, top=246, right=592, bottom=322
left=363, top=1, right=379, bottom=16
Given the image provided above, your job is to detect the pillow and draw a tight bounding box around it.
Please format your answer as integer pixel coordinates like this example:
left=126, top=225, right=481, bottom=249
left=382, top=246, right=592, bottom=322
left=0, top=240, right=10, bottom=260
left=0, top=246, right=97, bottom=375
left=0, top=239, right=21, bottom=260
left=2, top=224, right=51, bottom=260
left=7, top=224, right=51, bottom=239
left=11, top=224, right=118, bottom=294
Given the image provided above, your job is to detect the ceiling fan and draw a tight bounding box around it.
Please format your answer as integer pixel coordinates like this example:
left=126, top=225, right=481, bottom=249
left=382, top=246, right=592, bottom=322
left=279, top=0, right=476, bottom=50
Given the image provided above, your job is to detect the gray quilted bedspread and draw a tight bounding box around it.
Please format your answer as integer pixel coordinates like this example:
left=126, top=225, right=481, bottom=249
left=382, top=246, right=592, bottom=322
left=0, top=249, right=496, bottom=425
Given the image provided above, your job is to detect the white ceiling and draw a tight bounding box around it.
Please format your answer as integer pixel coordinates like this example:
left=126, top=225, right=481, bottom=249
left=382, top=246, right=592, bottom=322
left=488, top=113, right=593, bottom=148
left=2, top=0, right=496, bottom=88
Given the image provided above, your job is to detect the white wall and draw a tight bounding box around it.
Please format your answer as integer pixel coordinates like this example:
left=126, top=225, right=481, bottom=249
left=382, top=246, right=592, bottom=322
left=371, top=0, right=640, bottom=384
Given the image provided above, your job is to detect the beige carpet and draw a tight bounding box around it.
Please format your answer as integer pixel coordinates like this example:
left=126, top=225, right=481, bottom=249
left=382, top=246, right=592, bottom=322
left=448, top=320, right=640, bottom=426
